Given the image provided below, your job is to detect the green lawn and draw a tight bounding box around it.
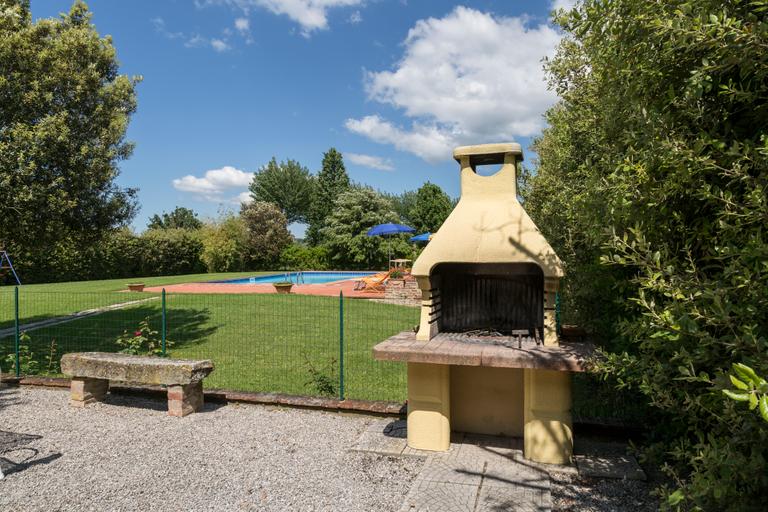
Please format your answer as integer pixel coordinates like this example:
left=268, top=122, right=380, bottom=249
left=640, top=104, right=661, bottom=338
left=0, top=271, right=270, bottom=330
left=0, top=273, right=415, bottom=402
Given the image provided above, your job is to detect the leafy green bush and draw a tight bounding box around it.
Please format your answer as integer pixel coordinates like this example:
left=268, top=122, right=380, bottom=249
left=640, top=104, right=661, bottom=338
left=138, top=228, right=205, bottom=276
left=115, top=317, right=170, bottom=356
left=200, top=215, right=249, bottom=273
left=279, top=244, right=330, bottom=270
left=525, top=1, right=768, bottom=510
left=3, top=333, right=39, bottom=375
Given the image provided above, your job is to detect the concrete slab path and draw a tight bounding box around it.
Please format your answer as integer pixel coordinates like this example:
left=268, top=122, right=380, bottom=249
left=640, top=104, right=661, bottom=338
left=354, top=419, right=556, bottom=511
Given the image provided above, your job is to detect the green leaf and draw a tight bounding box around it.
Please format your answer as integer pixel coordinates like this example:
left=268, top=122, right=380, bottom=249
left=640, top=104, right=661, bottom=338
left=733, top=363, right=762, bottom=386
left=723, top=390, right=750, bottom=402
left=759, top=396, right=768, bottom=423
left=749, top=392, right=759, bottom=410
left=729, top=375, right=749, bottom=390
left=668, top=489, right=685, bottom=506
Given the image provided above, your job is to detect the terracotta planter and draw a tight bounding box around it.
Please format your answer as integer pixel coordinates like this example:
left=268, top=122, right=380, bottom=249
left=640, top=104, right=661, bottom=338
left=273, top=282, right=293, bottom=294
left=127, top=283, right=145, bottom=292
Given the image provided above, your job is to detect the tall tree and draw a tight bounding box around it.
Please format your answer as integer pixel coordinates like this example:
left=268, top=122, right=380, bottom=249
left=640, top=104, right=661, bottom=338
left=0, top=0, right=140, bottom=280
left=383, top=189, right=418, bottom=226
left=306, top=148, right=350, bottom=244
left=527, top=1, right=768, bottom=509
left=248, top=157, right=314, bottom=224
left=240, top=201, right=293, bottom=268
left=320, top=188, right=409, bottom=269
left=409, top=182, right=452, bottom=233
left=147, top=207, right=202, bottom=230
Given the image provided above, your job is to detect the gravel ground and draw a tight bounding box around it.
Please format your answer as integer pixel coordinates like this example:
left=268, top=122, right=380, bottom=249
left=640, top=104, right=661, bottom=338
left=550, top=472, right=658, bottom=511
left=0, top=386, right=423, bottom=512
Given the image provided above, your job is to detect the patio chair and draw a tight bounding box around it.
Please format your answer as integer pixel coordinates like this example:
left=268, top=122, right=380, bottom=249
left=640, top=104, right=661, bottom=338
left=353, top=271, right=390, bottom=292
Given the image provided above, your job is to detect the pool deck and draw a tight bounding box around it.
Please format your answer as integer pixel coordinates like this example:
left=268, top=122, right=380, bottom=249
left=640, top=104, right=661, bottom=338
left=144, top=279, right=384, bottom=298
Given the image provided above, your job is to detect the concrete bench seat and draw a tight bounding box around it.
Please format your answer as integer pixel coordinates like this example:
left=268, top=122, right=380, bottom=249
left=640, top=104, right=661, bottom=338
left=61, top=352, right=214, bottom=417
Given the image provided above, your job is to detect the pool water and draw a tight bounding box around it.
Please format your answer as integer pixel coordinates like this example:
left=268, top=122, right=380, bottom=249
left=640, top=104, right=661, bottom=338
left=213, top=271, right=376, bottom=285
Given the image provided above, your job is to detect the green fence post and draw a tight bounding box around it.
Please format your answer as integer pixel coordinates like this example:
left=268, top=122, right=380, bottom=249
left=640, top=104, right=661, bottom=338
left=161, top=288, right=167, bottom=356
left=14, top=286, right=20, bottom=377
left=339, top=291, right=344, bottom=401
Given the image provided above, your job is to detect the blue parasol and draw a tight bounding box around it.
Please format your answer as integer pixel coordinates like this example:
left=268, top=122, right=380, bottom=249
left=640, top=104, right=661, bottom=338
left=366, top=223, right=415, bottom=264
left=366, top=223, right=415, bottom=236
left=410, top=232, right=431, bottom=243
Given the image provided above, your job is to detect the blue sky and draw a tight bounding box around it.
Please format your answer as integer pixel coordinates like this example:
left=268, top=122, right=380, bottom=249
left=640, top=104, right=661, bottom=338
left=31, top=0, right=574, bottom=235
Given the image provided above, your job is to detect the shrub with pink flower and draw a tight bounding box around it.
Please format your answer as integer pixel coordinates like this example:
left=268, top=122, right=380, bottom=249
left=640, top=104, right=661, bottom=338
left=115, top=317, right=171, bottom=356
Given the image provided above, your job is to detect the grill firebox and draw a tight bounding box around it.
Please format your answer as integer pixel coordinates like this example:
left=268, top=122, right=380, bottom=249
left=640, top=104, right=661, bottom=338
left=433, top=262, right=544, bottom=340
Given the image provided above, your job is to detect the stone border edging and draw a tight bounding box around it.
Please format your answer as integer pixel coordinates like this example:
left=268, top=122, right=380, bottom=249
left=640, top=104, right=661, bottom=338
left=0, top=374, right=407, bottom=416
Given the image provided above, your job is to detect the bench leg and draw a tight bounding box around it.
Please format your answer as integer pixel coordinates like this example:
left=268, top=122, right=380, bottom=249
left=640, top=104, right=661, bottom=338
left=167, top=382, right=204, bottom=417
left=70, top=377, right=109, bottom=408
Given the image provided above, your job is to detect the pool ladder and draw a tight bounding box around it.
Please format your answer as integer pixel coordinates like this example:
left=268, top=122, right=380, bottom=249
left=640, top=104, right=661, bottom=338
left=285, top=271, right=305, bottom=284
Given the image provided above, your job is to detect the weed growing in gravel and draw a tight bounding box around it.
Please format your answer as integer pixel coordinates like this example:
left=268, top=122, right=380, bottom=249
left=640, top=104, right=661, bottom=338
left=303, top=355, right=337, bottom=397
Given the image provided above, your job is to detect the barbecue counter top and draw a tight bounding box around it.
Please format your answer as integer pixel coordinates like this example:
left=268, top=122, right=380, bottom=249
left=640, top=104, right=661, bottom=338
left=373, top=331, right=594, bottom=372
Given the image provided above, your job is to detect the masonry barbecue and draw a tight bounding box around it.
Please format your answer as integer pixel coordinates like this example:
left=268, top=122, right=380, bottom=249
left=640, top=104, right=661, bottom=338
left=373, top=143, right=592, bottom=464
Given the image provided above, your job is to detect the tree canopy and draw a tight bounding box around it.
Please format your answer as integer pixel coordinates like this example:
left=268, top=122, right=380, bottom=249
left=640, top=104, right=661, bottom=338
left=248, top=157, right=314, bottom=224
left=0, top=0, right=140, bottom=279
left=526, top=1, right=768, bottom=509
left=147, top=207, right=202, bottom=230
left=240, top=201, right=293, bottom=268
left=320, top=188, right=409, bottom=269
left=306, top=148, right=349, bottom=244
left=409, top=182, right=452, bottom=233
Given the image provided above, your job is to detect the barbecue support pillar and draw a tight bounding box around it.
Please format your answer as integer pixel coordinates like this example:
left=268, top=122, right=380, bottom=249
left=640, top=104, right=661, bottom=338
left=523, top=368, right=573, bottom=464
left=407, top=362, right=451, bottom=451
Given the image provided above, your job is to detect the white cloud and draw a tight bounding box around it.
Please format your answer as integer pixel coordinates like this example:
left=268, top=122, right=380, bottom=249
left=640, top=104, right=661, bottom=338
left=345, top=152, right=394, bottom=171
left=348, top=10, right=362, bottom=24
left=152, top=17, right=234, bottom=52
left=236, top=191, right=254, bottom=204
left=211, top=38, right=231, bottom=52
left=345, top=116, right=454, bottom=163
left=150, top=17, right=183, bottom=40
left=345, top=7, right=561, bottom=162
left=551, top=0, right=577, bottom=12
left=197, top=0, right=362, bottom=35
left=235, top=17, right=250, bottom=32
left=184, top=34, right=207, bottom=48
left=173, top=166, right=252, bottom=202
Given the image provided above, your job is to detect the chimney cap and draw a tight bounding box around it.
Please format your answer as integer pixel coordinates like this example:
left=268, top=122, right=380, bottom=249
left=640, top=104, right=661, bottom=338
left=453, top=143, right=523, bottom=165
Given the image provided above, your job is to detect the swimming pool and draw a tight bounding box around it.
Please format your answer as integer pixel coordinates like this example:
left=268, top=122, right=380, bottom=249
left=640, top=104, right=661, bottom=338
left=212, top=271, right=376, bottom=285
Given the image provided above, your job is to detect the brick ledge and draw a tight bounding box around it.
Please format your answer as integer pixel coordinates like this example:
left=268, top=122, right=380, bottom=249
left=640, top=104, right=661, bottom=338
left=0, top=374, right=406, bottom=416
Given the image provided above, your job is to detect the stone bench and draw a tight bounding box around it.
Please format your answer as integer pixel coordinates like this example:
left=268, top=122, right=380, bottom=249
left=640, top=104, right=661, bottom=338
left=61, top=352, right=214, bottom=417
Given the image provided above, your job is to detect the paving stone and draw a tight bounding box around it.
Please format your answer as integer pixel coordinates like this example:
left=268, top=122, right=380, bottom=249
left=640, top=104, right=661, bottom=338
left=384, top=419, right=408, bottom=438
left=398, top=481, right=479, bottom=512
left=401, top=445, right=431, bottom=459
left=419, top=456, right=485, bottom=486
left=350, top=430, right=406, bottom=456
left=509, top=450, right=579, bottom=475
left=483, top=455, right=550, bottom=490
left=575, top=454, right=646, bottom=481
left=478, top=484, right=551, bottom=512
left=366, top=417, right=396, bottom=433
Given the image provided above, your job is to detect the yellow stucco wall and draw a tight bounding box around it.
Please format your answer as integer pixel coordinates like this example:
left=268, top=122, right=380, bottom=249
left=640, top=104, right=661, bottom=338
left=450, top=366, right=524, bottom=437
left=407, top=362, right=451, bottom=451
left=523, top=368, right=573, bottom=464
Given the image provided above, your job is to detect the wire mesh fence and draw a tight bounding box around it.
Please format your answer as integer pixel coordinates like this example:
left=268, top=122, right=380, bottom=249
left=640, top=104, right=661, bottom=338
left=0, top=288, right=418, bottom=403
